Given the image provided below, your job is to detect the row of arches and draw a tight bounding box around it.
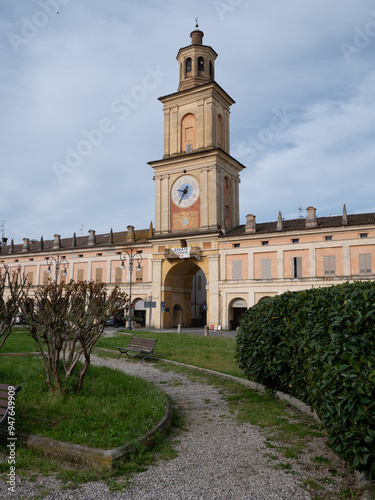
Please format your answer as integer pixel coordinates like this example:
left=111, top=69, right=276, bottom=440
left=185, top=56, right=214, bottom=79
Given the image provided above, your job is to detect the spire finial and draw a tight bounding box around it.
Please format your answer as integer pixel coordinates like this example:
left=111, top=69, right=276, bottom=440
left=195, top=17, right=199, bottom=28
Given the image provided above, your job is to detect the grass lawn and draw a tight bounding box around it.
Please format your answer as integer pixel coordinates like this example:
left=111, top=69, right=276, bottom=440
left=0, top=327, right=39, bottom=353
left=95, top=330, right=245, bottom=378
left=0, top=356, right=166, bottom=449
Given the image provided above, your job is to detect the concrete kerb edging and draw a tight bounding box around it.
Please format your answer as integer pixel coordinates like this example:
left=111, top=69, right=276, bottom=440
left=95, top=348, right=374, bottom=497
left=1, top=396, right=172, bottom=469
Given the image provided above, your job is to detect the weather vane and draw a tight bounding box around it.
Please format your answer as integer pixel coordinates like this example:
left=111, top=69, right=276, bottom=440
left=195, top=17, right=199, bottom=28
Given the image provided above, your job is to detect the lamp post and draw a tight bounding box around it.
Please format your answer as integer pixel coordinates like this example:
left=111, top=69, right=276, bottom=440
left=119, top=249, right=142, bottom=330
left=46, top=256, right=69, bottom=283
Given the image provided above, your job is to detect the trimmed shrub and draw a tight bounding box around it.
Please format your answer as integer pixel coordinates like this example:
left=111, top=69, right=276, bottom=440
left=236, top=282, right=375, bottom=479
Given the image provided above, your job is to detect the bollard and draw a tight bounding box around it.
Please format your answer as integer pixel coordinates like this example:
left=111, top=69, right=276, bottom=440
left=177, top=324, right=181, bottom=334
left=204, top=325, right=209, bottom=336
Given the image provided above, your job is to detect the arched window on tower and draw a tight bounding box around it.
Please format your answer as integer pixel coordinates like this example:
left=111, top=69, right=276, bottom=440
left=181, top=113, right=196, bottom=153
left=209, top=60, right=213, bottom=79
left=186, top=57, right=192, bottom=76
left=218, top=114, right=223, bottom=149
left=198, top=56, right=204, bottom=72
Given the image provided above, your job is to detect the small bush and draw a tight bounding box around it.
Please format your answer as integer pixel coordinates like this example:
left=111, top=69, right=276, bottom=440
left=236, top=281, right=375, bottom=479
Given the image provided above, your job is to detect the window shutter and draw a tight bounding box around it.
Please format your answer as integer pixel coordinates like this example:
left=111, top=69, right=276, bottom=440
left=27, top=272, right=33, bottom=285
left=359, top=254, right=372, bottom=275
left=43, top=271, right=48, bottom=285
left=95, top=268, right=103, bottom=283
left=232, top=260, right=242, bottom=280
left=77, top=269, right=84, bottom=282
left=324, top=255, right=336, bottom=276
left=261, top=259, right=271, bottom=279
left=115, top=267, right=122, bottom=284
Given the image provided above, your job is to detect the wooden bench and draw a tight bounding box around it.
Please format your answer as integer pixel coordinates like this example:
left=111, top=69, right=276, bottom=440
left=0, top=384, right=21, bottom=435
left=117, top=337, right=157, bottom=363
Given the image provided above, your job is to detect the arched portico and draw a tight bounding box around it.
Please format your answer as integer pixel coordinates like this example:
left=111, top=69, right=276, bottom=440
left=162, top=261, right=207, bottom=328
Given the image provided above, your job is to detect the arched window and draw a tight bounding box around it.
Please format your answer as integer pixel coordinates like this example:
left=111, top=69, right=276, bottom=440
left=186, top=57, right=192, bottom=75
left=209, top=60, right=213, bottom=79
left=198, top=56, right=204, bottom=72
left=181, top=113, right=196, bottom=152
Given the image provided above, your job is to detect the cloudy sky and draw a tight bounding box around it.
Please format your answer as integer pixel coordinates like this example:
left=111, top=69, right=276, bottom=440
left=1, top=0, right=375, bottom=243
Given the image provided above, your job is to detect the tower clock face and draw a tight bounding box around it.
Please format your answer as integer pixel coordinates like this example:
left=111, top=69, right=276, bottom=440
left=171, top=175, right=199, bottom=208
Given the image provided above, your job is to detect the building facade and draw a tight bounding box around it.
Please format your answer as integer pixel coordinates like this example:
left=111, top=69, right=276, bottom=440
left=2, top=28, right=375, bottom=330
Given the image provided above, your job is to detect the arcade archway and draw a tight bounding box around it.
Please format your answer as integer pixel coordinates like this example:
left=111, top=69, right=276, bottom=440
left=228, top=297, right=247, bottom=330
left=163, top=261, right=207, bottom=328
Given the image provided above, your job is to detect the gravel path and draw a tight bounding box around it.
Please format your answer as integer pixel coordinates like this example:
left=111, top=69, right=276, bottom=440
left=1, top=356, right=313, bottom=499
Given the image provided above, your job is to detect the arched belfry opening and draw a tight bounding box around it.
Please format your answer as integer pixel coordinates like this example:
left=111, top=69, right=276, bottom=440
left=163, top=261, right=207, bottom=328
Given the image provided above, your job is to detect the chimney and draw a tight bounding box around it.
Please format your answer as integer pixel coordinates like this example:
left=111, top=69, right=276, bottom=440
left=342, top=204, right=348, bottom=226
left=126, top=225, right=135, bottom=242
left=276, top=211, right=283, bottom=231
left=9, top=239, right=14, bottom=254
left=53, top=234, right=61, bottom=250
left=190, top=28, right=204, bottom=45
left=72, top=232, right=77, bottom=248
left=2, top=237, right=7, bottom=245
left=109, top=228, right=113, bottom=244
left=245, top=214, right=256, bottom=234
left=39, top=236, right=44, bottom=251
left=305, top=207, right=317, bottom=228
left=88, top=229, right=96, bottom=246
left=22, top=238, right=29, bottom=252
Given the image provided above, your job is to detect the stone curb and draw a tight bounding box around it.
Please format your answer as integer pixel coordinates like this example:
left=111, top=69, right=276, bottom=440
left=1, top=396, right=172, bottom=469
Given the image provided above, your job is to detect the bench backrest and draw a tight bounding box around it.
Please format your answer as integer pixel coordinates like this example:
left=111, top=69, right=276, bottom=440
left=128, top=337, right=157, bottom=352
left=0, top=384, right=21, bottom=434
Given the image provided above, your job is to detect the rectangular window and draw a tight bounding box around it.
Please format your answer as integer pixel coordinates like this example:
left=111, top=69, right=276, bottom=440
left=232, top=260, right=242, bottom=280
left=291, top=257, right=302, bottom=278
left=359, top=254, right=372, bottom=275
left=225, top=205, right=229, bottom=218
left=324, top=255, right=336, bottom=276
left=77, top=269, right=84, bottom=282
left=292, top=239, right=299, bottom=244
left=115, top=267, right=122, bottom=284
left=233, top=243, right=240, bottom=248
left=262, top=241, right=269, bottom=246
left=261, top=258, right=271, bottom=279
left=136, top=268, right=143, bottom=281
left=42, top=271, right=49, bottom=286
left=95, top=268, right=103, bottom=283
left=59, top=269, right=66, bottom=284
left=324, top=236, right=333, bottom=241
left=360, top=233, right=368, bottom=238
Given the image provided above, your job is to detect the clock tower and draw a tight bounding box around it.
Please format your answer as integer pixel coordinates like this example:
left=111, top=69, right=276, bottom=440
left=149, top=25, right=245, bottom=235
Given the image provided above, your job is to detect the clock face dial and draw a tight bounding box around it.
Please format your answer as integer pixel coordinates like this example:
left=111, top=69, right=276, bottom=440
left=171, top=175, right=199, bottom=208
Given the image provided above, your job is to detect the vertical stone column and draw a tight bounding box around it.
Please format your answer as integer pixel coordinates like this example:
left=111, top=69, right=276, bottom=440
left=161, top=175, right=170, bottom=233
left=277, top=249, right=284, bottom=279
left=200, top=167, right=209, bottom=229
left=204, top=97, right=214, bottom=149
left=196, top=101, right=204, bottom=150
left=207, top=254, right=220, bottom=326
left=208, top=167, right=217, bottom=228
left=343, top=242, right=350, bottom=276
left=170, top=108, right=179, bottom=155
left=231, top=175, right=237, bottom=227
left=309, top=247, right=316, bottom=278
left=163, top=108, right=171, bottom=157
left=151, top=258, right=163, bottom=328
left=154, top=175, right=162, bottom=233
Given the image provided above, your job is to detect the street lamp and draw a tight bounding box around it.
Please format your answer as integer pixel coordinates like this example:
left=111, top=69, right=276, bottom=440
left=46, top=256, right=69, bottom=283
left=119, top=249, right=142, bottom=330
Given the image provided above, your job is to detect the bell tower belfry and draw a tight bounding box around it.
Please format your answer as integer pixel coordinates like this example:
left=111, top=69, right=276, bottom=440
left=149, top=25, right=245, bottom=235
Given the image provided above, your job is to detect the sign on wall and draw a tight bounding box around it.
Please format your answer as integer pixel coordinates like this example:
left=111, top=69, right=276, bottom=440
left=171, top=247, right=191, bottom=259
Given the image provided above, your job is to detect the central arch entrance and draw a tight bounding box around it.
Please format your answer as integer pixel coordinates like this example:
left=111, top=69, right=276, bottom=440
left=163, top=261, right=207, bottom=328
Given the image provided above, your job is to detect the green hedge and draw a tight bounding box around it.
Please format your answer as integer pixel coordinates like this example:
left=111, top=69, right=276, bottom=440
left=236, top=282, right=375, bottom=479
